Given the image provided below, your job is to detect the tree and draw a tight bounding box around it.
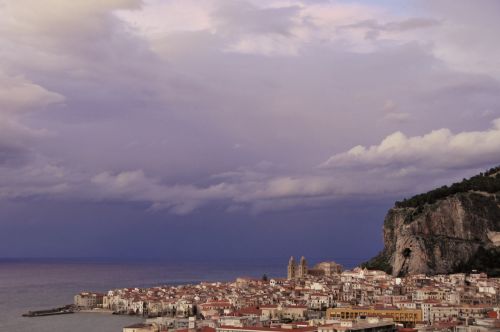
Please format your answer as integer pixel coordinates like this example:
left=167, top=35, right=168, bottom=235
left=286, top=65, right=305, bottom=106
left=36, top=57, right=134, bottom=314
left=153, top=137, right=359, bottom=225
left=192, top=305, right=198, bottom=317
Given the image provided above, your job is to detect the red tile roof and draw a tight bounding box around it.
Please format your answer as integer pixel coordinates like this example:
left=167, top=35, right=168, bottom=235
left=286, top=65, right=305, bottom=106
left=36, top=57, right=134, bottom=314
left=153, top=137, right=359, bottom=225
left=218, top=326, right=317, bottom=332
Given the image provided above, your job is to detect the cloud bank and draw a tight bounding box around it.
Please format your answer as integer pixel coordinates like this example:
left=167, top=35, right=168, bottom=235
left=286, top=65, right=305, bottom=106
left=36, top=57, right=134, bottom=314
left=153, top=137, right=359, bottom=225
left=0, top=0, right=500, bottom=215
left=321, top=118, right=500, bottom=171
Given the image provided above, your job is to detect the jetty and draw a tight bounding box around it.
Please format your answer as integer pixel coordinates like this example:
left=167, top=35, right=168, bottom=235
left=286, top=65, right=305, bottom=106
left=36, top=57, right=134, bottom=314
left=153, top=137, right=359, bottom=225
left=22, top=305, right=75, bottom=317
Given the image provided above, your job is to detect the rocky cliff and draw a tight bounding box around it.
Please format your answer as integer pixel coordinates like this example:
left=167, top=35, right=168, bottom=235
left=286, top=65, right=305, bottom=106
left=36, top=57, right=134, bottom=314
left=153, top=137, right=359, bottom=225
left=363, top=167, right=500, bottom=276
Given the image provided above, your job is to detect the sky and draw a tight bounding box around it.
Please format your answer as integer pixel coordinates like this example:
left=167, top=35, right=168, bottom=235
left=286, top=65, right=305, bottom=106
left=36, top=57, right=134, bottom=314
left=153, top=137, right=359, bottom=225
left=1, top=0, right=500, bottom=265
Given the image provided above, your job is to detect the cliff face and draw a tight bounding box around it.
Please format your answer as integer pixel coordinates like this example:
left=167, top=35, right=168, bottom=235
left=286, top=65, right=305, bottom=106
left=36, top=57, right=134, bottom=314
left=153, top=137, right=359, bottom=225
left=381, top=192, right=500, bottom=276
left=364, top=173, right=500, bottom=276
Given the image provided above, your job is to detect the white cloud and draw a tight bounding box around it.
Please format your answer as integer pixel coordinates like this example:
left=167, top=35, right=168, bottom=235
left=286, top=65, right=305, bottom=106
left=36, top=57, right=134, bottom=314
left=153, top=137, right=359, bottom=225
left=1, top=0, right=141, bottom=37
left=321, top=118, right=500, bottom=171
left=417, top=1, right=500, bottom=78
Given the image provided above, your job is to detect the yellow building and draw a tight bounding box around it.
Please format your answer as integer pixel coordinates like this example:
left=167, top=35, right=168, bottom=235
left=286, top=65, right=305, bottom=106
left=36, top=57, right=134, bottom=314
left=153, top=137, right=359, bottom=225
left=326, top=306, right=421, bottom=326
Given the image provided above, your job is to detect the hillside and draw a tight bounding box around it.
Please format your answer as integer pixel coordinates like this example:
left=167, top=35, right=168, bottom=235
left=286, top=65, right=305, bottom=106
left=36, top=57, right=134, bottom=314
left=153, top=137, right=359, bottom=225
left=363, top=166, right=500, bottom=276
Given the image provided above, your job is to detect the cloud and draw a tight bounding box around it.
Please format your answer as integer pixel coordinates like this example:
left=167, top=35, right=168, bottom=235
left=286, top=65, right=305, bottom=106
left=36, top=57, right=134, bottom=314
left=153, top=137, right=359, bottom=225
left=91, top=170, right=237, bottom=214
left=0, top=114, right=48, bottom=165
left=384, top=18, right=441, bottom=31
left=0, top=73, right=64, bottom=165
left=88, top=165, right=420, bottom=214
left=0, top=157, right=70, bottom=199
left=0, top=0, right=500, bottom=216
left=415, top=1, right=500, bottom=78
left=90, top=169, right=330, bottom=214
left=0, top=0, right=141, bottom=39
left=0, top=0, right=148, bottom=78
left=320, top=118, right=500, bottom=171
left=342, top=17, right=440, bottom=38
left=384, top=112, right=411, bottom=122
left=213, top=1, right=301, bottom=37
left=381, top=99, right=411, bottom=122
left=119, top=0, right=386, bottom=56
left=0, top=73, right=64, bottom=113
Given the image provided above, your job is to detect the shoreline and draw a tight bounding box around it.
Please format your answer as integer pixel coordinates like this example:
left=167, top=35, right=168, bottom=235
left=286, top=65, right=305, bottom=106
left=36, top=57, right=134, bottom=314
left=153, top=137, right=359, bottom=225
left=77, top=309, right=114, bottom=314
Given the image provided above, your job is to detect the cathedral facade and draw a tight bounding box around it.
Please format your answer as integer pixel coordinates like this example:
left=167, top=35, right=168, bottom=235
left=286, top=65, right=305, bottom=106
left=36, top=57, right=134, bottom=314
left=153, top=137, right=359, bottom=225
left=287, top=256, right=297, bottom=279
left=287, top=256, right=308, bottom=279
left=287, top=256, right=343, bottom=279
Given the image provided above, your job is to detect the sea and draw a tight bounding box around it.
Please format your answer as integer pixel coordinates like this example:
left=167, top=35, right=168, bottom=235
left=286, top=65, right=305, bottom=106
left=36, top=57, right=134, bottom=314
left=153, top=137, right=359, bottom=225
left=0, top=257, right=365, bottom=331
left=0, top=258, right=287, bottom=332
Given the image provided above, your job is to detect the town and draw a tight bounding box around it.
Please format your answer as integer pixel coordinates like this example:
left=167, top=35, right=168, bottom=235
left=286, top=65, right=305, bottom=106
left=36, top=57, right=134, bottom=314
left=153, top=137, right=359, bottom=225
left=74, top=258, right=500, bottom=332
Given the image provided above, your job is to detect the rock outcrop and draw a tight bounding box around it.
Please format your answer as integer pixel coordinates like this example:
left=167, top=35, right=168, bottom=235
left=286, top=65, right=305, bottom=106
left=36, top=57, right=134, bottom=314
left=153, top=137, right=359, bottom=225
left=363, top=167, right=500, bottom=276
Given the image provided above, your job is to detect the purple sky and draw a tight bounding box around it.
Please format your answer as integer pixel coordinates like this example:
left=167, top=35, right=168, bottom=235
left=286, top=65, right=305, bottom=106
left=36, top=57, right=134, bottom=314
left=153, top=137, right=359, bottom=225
left=1, top=0, right=500, bottom=263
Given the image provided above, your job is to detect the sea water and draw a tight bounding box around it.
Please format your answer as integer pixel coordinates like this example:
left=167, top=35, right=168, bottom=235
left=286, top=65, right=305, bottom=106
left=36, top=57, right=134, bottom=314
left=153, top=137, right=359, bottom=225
left=0, top=258, right=284, bottom=332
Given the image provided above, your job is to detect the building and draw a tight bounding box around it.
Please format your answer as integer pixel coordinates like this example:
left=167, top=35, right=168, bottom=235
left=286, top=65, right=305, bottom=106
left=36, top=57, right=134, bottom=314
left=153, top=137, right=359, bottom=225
left=260, top=305, right=308, bottom=321
left=326, top=307, right=422, bottom=326
left=318, top=318, right=394, bottom=332
left=199, top=300, right=232, bottom=318
left=123, top=323, right=158, bottom=332
left=288, top=257, right=343, bottom=279
left=74, top=292, right=104, bottom=309
left=311, top=262, right=344, bottom=276
left=217, top=325, right=317, bottom=332
left=75, top=262, right=498, bottom=332
left=218, top=315, right=259, bottom=327
left=299, top=256, right=308, bottom=278
left=288, top=256, right=297, bottom=280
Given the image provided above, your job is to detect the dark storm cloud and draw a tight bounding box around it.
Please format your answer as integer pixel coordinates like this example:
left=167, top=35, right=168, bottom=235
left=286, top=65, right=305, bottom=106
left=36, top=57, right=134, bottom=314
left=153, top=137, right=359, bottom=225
left=0, top=144, right=28, bottom=166
left=0, top=0, right=499, bottom=214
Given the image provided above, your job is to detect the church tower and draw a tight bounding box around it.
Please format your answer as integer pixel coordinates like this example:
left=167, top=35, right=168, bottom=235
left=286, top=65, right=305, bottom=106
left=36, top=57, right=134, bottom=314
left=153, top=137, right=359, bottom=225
left=287, top=256, right=297, bottom=280
left=298, top=256, right=308, bottom=278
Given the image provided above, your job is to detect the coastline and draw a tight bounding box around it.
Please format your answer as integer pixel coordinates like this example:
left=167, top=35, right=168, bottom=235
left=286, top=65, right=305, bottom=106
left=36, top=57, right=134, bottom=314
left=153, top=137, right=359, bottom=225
left=77, top=308, right=114, bottom=314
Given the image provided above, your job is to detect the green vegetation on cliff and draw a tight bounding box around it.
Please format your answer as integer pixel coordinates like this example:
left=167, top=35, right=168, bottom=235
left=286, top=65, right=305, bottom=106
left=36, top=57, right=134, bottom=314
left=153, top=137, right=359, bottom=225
left=454, top=247, right=500, bottom=277
left=360, top=252, right=392, bottom=274
left=395, top=166, right=500, bottom=208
